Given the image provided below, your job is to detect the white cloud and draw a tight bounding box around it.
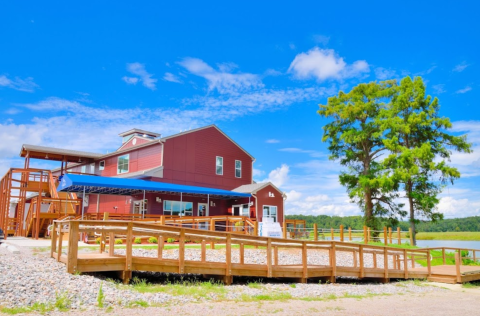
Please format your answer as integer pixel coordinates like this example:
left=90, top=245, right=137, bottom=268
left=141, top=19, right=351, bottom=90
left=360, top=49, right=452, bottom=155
left=437, top=196, right=480, bottom=218
left=252, top=168, right=265, bottom=178
left=263, top=164, right=289, bottom=187
left=122, top=62, right=157, bottom=90
left=163, top=72, right=183, bottom=83
left=456, top=86, right=472, bottom=94
left=0, top=75, right=38, bottom=92
left=122, top=76, right=139, bottom=85
left=432, top=84, right=446, bottom=94
left=288, top=47, right=369, bottom=81
left=286, top=190, right=302, bottom=202
left=179, top=57, right=263, bottom=94
left=279, top=147, right=324, bottom=158
left=374, top=67, right=396, bottom=80
left=266, top=139, right=280, bottom=144
left=453, top=62, right=470, bottom=72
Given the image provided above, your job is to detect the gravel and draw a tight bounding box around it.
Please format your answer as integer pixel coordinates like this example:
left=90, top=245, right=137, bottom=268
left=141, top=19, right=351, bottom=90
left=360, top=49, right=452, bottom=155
left=0, top=246, right=443, bottom=312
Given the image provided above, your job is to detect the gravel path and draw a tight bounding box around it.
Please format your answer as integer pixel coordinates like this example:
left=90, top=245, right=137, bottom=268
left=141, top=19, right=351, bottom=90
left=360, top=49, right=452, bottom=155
left=0, top=246, right=440, bottom=313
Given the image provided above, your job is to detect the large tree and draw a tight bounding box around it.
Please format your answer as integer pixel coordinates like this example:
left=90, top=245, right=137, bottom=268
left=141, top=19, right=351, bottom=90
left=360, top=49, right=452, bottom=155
left=381, top=76, right=472, bottom=245
left=318, top=81, right=403, bottom=232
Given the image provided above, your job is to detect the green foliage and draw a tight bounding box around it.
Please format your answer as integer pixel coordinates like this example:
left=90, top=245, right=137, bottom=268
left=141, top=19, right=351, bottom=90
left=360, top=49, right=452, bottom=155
left=97, top=282, right=105, bottom=308
left=115, top=239, right=123, bottom=244
left=148, top=237, right=158, bottom=243
left=167, top=238, right=176, bottom=243
left=318, top=80, right=402, bottom=232
left=134, top=237, right=142, bottom=244
left=95, top=237, right=101, bottom=244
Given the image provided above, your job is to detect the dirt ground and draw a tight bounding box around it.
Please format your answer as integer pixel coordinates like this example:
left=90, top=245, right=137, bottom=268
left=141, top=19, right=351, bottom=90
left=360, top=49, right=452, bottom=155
left=50, top=286, right=479, bottom=316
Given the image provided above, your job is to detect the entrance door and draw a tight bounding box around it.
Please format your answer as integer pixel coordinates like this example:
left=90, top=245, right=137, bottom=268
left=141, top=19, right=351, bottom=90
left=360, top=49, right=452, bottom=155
left=232, top=205, right=241, bottom=216
left=198, top=203, right=209, bottom=230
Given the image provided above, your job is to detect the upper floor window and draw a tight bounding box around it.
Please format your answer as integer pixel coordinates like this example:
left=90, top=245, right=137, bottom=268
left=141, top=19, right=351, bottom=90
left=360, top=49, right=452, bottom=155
left=81, top=165, right=86, bottom=174
left=216, top=156, right=223, bottom=175
left=99, top=160, right=105, bottom=171
left=235, top=160, right=242, bottom=178
left=117, top=154, right=129, bottom=174
left=90, top=163, right=95, bottom=174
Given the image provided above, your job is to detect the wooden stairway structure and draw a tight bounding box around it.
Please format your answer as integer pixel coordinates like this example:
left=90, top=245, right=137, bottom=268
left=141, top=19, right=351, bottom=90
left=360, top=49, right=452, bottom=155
left=51, top=220, right=480, bottom=285
left=0, top=168, right=82, bottom=239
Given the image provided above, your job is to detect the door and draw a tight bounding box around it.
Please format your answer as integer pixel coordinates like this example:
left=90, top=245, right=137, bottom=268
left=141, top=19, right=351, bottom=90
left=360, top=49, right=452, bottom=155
left=232, top=205, right=241, bottom=216
left=198, top=203, right=209, bottom=229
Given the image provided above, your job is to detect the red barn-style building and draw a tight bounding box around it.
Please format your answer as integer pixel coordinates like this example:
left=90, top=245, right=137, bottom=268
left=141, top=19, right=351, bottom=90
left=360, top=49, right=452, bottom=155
left=37, top=125, right=285, bottom=224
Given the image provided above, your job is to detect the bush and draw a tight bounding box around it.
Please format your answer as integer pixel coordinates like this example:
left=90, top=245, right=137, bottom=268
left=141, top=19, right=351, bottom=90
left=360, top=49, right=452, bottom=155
left=95, top=237, right=101, bottom=244
left=115, top=239, right=123, bottom=244
left=167, top=238, right=176, bottom=243
left=148, top=237, right=158, bottom=244
left=134, top=237, right=142, bottom=244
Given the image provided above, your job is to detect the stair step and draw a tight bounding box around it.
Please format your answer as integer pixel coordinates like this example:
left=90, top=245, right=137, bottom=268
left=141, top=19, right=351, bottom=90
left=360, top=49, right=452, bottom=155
left=428, top=275, right=457, bottom=284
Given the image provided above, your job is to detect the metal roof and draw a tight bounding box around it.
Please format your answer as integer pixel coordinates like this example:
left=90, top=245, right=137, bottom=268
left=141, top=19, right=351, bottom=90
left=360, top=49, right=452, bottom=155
left=57, top=174, right=251, bottom=199
left=118, top=128, right=161, bottom=137
left=21, top=144, right=103, bottom=160
left=233, top=182, right=286, bottom=197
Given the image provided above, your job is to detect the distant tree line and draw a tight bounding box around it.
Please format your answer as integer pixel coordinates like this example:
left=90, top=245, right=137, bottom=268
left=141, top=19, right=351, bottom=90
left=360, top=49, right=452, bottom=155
left=286, top=214, right=480, bottom=232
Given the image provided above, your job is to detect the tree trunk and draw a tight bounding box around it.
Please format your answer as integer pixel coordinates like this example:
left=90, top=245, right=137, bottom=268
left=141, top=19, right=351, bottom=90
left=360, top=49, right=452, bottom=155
left=407, top=180, right=417, bottom=246
left=364, top=188, right=378, bottom=237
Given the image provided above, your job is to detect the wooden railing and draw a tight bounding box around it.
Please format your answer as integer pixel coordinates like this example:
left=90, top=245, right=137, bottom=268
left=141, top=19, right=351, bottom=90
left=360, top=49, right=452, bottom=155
left=52, top=220, right=437, bottom=285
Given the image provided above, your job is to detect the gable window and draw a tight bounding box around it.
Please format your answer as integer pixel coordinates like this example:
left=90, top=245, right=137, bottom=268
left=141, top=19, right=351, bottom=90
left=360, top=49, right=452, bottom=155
left=263, top=205, right=278, bottom=222
left=117, top=154, right=129, bottom=174
left=163, top=200, right=193, bottom=216
left=99, top=160, right=105, bottom=171
left=216, top=156, right=223, bottom=175
left=235, top=160, right=242, bottom=178
left=80, top=165, right=86, bottom=174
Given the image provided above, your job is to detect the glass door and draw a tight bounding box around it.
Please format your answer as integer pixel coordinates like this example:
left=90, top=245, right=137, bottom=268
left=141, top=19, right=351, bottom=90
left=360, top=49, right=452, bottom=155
left=198, top=203, right=209, bottom=230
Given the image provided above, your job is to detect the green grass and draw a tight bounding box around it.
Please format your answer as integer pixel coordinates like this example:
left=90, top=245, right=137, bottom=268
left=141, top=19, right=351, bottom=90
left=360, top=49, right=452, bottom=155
left=463, top=281, right=480, bottom=289
left=0, top=292, right=71, bottom=314
left=238, top=292, right=293, bottom=302
left=415, top=232, right=480, bottom=241
left=129, top=277, right=227, bottom=299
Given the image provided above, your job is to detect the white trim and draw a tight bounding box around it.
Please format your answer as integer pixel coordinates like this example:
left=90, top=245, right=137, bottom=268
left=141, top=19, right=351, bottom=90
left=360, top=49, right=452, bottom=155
left=262, top=205, right=278, bottom=222
left=99, top=160, right=105, bottom=171
left=198, top=202, right=208, bottom=217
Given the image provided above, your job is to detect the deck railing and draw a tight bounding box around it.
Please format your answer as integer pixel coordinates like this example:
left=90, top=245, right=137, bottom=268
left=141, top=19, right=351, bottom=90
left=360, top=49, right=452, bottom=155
left=52, top=220, right=439, bottom=285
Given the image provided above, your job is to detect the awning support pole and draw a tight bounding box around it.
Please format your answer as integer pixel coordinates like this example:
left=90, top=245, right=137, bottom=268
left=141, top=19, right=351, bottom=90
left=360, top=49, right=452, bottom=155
left=96, top=194, right=100, bottom=214
left=180, top=192, right=183, bottom=217
left=81, top=186, right=86, bottom=220
left=142, top=190, right=146, bottom=219
left=248, top=196, right=251, bottom=218
left=207, top=194, right=210, bottom=217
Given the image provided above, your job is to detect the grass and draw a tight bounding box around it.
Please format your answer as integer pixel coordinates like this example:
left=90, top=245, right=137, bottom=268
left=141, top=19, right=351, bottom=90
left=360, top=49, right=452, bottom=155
left=0, top=292, right=71, bottom=315
left=318, top=231, right=480, bottom=241
left=238, top=292, right=293, bottom=302
left=97, top=282, right=105, bottom=308
left=129, top=277, right=227, bottom=299
left=463, top=281, right=480, bottom=289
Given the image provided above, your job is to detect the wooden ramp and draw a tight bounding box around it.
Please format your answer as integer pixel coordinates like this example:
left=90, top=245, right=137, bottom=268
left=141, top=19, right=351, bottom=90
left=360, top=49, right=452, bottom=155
left=51, top=220, right=480, bottom=285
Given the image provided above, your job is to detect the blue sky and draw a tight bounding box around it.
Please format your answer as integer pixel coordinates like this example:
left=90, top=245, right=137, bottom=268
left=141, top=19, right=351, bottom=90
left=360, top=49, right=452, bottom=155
left=1, top=1, right=479, bottom=218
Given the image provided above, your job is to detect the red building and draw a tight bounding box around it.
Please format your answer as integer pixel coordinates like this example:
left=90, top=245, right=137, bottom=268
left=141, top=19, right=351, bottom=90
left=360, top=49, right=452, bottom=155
left=41, top=125, right=285, bottom=223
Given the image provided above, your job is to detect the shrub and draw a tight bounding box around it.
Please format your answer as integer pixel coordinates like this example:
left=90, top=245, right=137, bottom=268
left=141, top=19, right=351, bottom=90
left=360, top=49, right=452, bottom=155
left=134, top=237, right=142, bottom=244
left=95, top=237, right=101, bottom=244
left=167, top=238, right=176, bottom=243
left=115, top=239, right=123, bottom=244
left=148, top=237, right=158, bottom=244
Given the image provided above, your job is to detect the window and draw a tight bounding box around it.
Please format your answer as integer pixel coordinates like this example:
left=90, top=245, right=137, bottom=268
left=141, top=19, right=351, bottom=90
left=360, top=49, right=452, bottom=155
left=99, top=160, right=105, bottom=171
left=163, top=200, right=193, bottom=216
left=81, top=165, right=86, bottom=174
left=90, top=163, right=95, bottom=174
left=242, top=204, right=249, bottom=217
left=263, top=205, right=278, bottom=222
left=117, top=154, right=129, bottom=174
left=235, top=160, right=242, bottom=178
left=216, top=156, right=223, bottom=175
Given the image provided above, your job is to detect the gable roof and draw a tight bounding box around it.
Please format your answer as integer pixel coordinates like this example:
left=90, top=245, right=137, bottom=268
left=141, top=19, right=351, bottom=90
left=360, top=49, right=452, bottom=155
left=20, top=144, right=103, bottom=161
left=233, top=182, right=285, bottom=197
left=118, top=128, right=161, bottom=137
left=116, top=135, right=156, bottom=151
left=161, top=125, right=255, bottom=160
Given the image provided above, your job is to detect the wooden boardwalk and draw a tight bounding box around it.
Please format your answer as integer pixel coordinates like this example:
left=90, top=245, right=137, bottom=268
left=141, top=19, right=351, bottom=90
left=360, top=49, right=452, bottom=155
left=51, top=220, right=480, bottom=285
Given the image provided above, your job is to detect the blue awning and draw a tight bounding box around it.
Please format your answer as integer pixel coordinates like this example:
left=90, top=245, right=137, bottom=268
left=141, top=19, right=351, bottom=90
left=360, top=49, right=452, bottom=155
left=57, top=174, right=251, bottom=199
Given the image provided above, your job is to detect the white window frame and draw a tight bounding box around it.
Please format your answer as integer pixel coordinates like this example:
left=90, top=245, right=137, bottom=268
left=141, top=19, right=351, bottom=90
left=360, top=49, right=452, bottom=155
left=163, top=200, right=193, bottom=216
left=235, top=160, right=242, bottom=178
left=117, top=154, right=129, bottom=174
left=216, top=156, right=223, bottom=175
left=81, top=165, right=86, bottom=174
left=99, top=160, right=105, bottom=171
left=262, top=205, right=278, bottom=222
left=90, top=163, right=95, bottom=174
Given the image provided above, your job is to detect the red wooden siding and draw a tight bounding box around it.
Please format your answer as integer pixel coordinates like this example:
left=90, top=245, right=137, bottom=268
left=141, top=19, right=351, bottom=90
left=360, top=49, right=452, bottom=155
left=255, top=184, right=284, bottom=224
left=118, top=136, right=152, bottom=151
left=161, top=126, right=253, bottom=190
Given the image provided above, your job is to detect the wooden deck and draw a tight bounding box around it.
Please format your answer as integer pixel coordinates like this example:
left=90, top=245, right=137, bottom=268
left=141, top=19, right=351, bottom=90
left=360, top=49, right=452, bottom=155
left=51, top=220, right=480, bottom=285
